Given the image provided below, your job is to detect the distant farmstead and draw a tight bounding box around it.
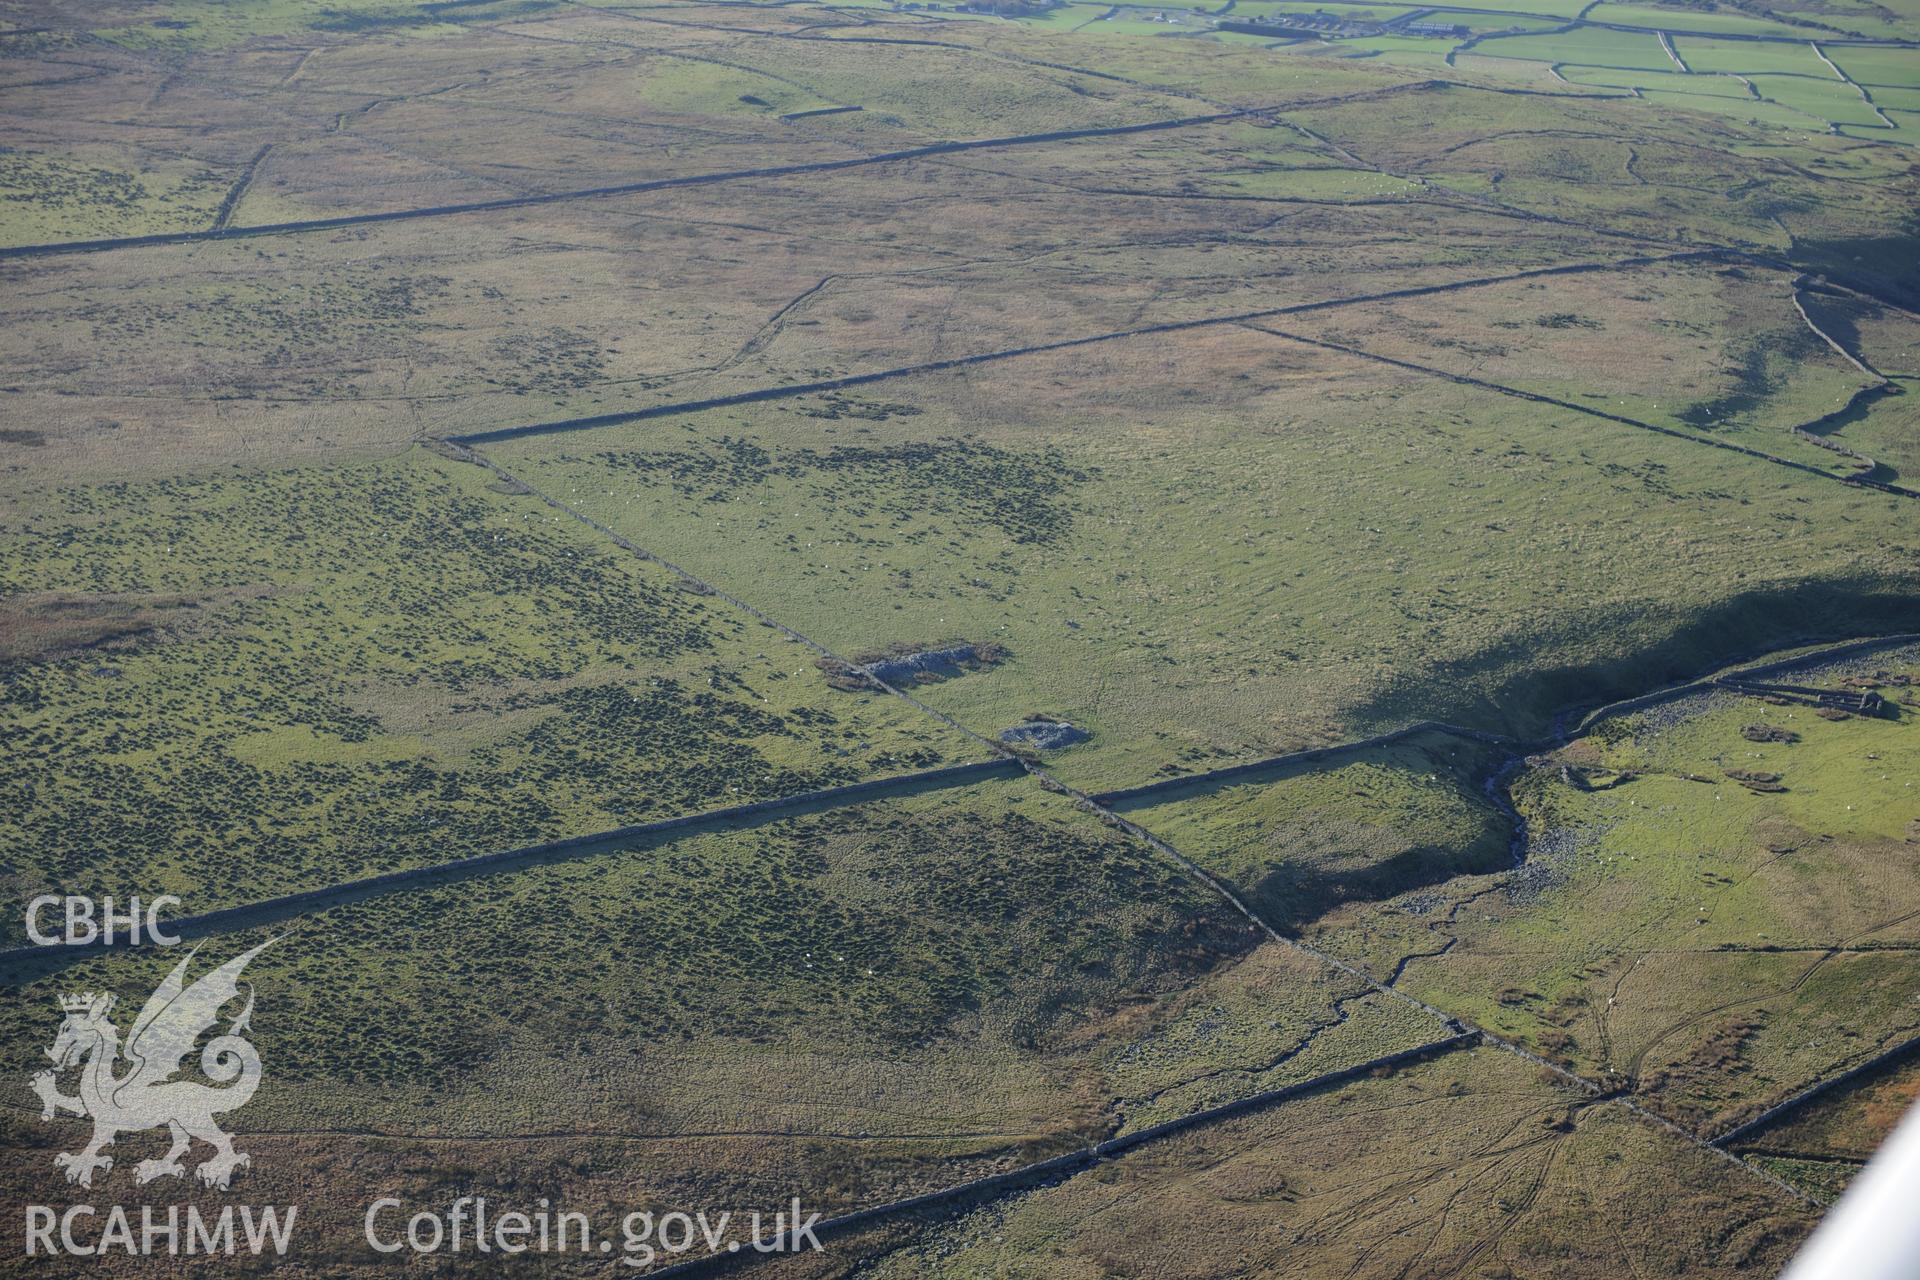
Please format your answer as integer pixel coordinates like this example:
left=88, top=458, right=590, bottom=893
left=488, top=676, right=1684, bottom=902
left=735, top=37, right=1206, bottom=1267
left=1216, top=14, right=1387, bottom=37
left=1215, top=12, right=1467, bottom=38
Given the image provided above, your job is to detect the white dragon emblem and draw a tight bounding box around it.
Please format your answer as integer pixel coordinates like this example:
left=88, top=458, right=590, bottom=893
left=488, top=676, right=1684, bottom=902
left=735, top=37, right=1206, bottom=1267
left=30, top=940, right=272, bottom=1190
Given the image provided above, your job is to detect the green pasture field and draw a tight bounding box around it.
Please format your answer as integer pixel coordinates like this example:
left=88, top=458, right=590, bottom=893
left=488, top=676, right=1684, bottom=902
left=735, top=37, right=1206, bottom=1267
left=1801, top=0, right=1920, bottom=38
left=1101, top=644, right=1920, bottom=1136
left=1447, top=12, right=1579, bottom=32
left=961, top=17, right=1425, bottom=101
left=1320, top=34, right=1457, bottom=65
left=1488, top=12, right=1580, bottom=29
left=1225, top=1, right=1425, bottom=19
left=1828, top=44, right=1920, bottom=87
left=1673, top=35, right=1832, bottom=75
left=1752, top=71, right=1889, bottom=125
left=1863, top=84, right=1920, bottom=109
left=1583, top=2, right=1823, bottom=37
left=0, top=450, right=984, bottom=941
left=1009, top=5, right=1193, bottom=37
left=1447, top=49, right=1566, bottom=81
left=1636, top=87, right=1834, bottom=128
left=1418, top=0, right=1596, bottom=16
left=1556, top=68, right=1849, bottom=132
left=1208, top=27, right=1302, bottom=45
left=1561, top=63, right=1762, bottom=96
left=1605, top=83, right=1812, bottom=134
left=1477, top=26, right=1676, bottom=69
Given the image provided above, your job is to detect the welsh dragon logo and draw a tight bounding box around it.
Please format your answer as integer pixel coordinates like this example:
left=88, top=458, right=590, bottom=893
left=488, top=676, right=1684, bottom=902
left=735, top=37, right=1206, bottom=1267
left=30, top=940, right=272, bottom=1190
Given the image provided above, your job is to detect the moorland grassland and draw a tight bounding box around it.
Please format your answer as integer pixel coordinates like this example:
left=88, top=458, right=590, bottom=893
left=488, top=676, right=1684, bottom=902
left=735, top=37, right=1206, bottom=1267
left=1, top=0, right=1916, bottom=1272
